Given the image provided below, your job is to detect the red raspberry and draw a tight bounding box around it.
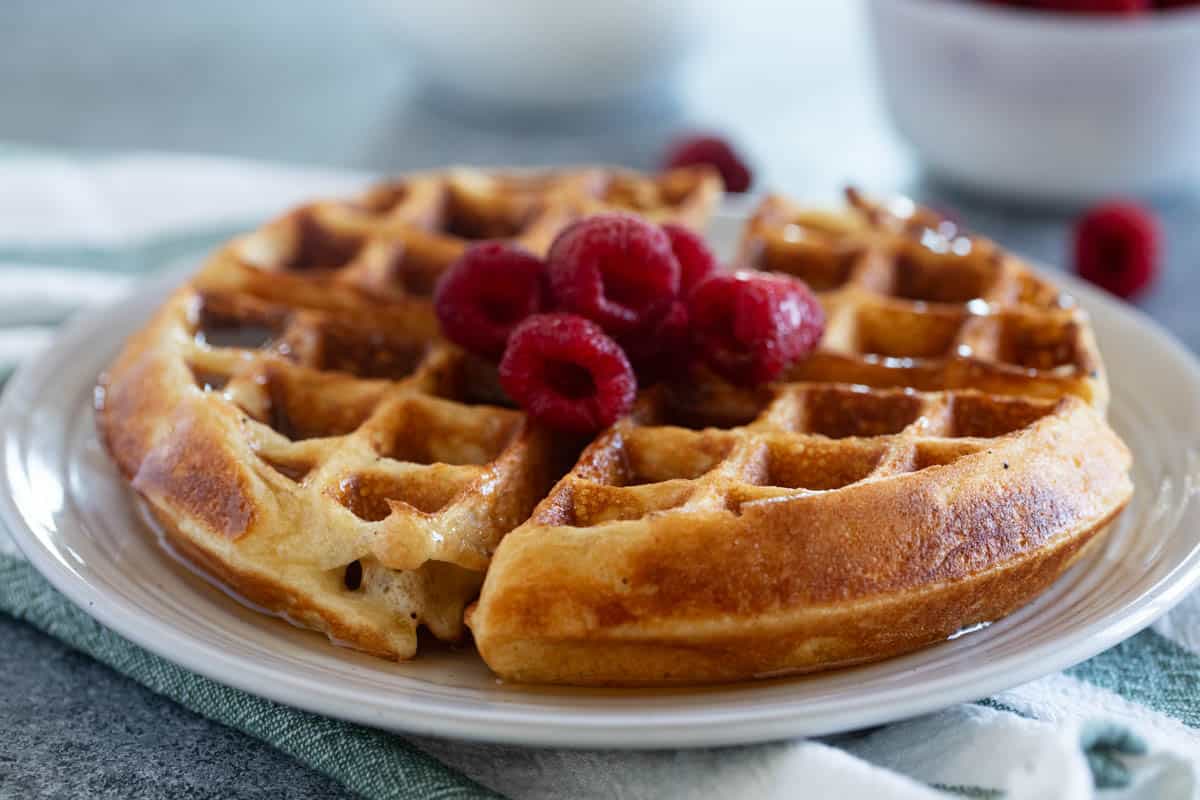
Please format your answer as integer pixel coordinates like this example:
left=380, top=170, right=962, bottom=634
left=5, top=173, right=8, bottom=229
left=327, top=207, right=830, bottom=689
left=499, top=313, right=636, bottom=433
left=1032, top=0, right=1148, bottom=11
left=433, top=242, right=547, bottom=359
left=1073, top=201, right=1160, bottom=299
left=546, top=213, right=680, bottom=337
left=619, top=300, right=692, bottom=385
left=662, top=135, right=753, bottom=193
left=689, top=272, right=825, bottom=386
left=663, top=223, right=720, bottom=294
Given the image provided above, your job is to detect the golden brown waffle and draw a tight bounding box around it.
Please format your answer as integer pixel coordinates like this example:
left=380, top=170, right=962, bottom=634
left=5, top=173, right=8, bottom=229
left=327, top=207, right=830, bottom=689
left=99, top=288, right=561, bottom=658
left=736, top=190, right=1106, bottom=408
left=468, top=381, right=1130, bottom=685
left=97, top=175, right=1132, bottom=683
left=97, top=166, right=720, bottom=659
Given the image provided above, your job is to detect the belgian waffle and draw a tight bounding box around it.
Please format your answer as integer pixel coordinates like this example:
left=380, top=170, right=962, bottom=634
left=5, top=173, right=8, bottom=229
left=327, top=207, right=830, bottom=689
left=97, top=174, right=1132, bottom=683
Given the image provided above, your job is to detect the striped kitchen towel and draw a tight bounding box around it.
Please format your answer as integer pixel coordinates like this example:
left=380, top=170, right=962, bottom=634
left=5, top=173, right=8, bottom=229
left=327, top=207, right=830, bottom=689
left=1, top=150, right=1198, bottom=800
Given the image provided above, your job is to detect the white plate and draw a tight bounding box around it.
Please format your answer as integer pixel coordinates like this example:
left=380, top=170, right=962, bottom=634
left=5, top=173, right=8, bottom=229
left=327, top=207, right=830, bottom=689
left=4, top=212, right=1200, bottom=749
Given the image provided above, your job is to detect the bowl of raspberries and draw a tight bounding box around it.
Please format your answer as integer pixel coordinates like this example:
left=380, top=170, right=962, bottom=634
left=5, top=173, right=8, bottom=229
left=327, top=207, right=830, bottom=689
left=866, top=0, right=1200, bottom=203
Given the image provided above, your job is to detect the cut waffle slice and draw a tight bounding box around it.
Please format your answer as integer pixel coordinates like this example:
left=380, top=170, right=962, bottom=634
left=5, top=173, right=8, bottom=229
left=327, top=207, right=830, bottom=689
left=737, top=190, right=1107, bottom=409
left=468, top=382, right=1132, bottom=685
left=98, top=286, right=564, bottom=659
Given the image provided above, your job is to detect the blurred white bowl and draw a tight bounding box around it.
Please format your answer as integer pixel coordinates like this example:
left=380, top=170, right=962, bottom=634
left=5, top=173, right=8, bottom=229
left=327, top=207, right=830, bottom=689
left=379, top=0, right=712, bottom=109
left=866, top=0, right=1200, bottom=203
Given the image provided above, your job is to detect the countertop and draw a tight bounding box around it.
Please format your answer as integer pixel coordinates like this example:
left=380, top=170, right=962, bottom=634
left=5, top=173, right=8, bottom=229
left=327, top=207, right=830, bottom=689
left=2, top=1, right=1198, bottom=797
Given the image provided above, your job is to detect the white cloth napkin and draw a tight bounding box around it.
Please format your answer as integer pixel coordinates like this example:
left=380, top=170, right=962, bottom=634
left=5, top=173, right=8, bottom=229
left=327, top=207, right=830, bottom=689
left=2, top=151, right=1198, bottom=800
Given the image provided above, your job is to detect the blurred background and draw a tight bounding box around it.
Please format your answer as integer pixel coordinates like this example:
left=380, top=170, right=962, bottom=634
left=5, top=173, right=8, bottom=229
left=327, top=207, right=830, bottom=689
left=4, top=0, right=1196, bottom=331
left=0, top=1, right=902, bottom=189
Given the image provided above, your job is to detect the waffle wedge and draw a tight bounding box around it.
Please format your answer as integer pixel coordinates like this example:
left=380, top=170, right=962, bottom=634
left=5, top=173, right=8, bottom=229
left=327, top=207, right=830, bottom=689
left=468, top=382, right=1129, bottom=684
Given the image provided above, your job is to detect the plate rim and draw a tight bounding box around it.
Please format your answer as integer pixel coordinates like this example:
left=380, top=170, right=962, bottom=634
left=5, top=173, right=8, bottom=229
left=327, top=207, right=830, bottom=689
left=4, top=224, right=1200, bottom=749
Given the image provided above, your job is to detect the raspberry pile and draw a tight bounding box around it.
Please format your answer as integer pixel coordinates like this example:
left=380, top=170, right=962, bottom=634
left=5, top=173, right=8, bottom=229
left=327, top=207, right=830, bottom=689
left=434, top=214, right=825, bottom=432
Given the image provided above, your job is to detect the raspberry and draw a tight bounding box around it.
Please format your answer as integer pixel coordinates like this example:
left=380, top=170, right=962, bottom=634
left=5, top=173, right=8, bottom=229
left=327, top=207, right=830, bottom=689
left=983, top=0, right=1149, bottom=9
left=662, top=135, right=753, bottom=193
left=662, top=223, right=719, bottom=294
left=688, top=272, right=825, bottom=386
left=1032, top=0, right=1148, bottom=11
left=433, top=242, right=547, bottom=359
left=499, top=313, right=636, bottom=433
left=619, top=300, right=692, bottom=385
left=1073, top=201, right=1160, bottom=299
left=546, top=213, right=680, bottom=337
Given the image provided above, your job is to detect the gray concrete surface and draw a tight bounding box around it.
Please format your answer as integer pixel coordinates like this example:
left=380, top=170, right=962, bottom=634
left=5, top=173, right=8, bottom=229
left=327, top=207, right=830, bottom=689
left=0, top=615, right=349, bottom=799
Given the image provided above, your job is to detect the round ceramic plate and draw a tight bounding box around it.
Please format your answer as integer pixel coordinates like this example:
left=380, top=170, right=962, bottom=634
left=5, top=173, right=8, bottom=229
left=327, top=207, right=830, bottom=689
left=3, top=211, right=1200, bottom=749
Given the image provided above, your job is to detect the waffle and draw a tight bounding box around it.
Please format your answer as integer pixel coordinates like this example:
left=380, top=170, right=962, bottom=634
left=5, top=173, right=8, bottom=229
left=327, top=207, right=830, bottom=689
left=96, top=166, right=720, bottom=659
left=467, top=382, right=1129, bottom=684
left=97, top=174, right=1132, bottom=684
left=466, top=190, right=1131, bottom=685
